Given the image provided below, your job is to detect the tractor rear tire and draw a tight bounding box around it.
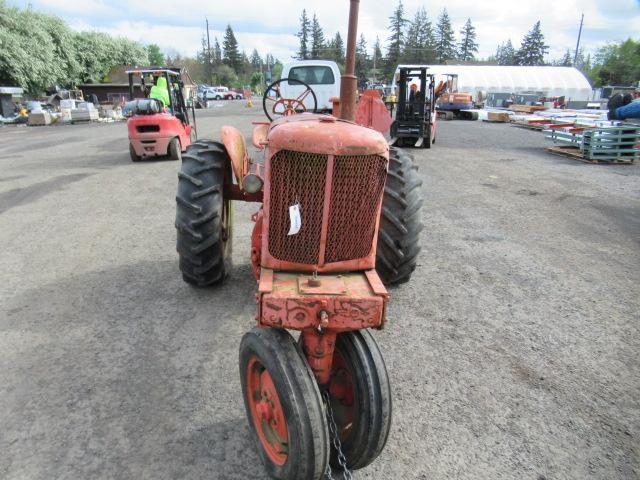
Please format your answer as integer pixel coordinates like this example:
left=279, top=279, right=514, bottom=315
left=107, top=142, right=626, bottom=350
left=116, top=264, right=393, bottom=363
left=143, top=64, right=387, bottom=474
left=175, top=140, right=232, bottom=287
left=240, top=328, right=329, bottom=480
left=129, top=143, right=141, bottom=162
left=376, top=147, right=423, bottom=285
left=169, top=137, right=181, bottom=161
left=326, top=330, right=392, bottom=471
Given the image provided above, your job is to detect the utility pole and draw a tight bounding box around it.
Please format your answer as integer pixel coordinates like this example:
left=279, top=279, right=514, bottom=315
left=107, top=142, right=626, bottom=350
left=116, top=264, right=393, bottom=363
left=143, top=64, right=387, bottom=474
left=206, top=18, right=212, bottom=85
left=573, top=13, right=584, bottom=67
left=373, top=49, right=377, bottom=82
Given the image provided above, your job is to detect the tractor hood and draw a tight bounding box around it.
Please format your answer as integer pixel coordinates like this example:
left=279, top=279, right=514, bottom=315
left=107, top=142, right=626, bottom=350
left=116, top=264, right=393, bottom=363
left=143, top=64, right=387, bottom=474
left=267, top=114, right=388, bottom=157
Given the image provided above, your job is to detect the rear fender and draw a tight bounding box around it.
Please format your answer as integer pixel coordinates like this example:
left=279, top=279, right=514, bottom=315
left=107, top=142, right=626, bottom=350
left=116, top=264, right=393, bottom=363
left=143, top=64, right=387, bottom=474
left=221, top=126, right=249, bottom=188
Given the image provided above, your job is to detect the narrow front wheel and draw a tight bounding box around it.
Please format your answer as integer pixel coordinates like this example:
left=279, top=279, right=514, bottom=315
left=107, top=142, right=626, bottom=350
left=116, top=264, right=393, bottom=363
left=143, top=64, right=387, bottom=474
left=240, top=328, right=329, bottom=480
left=325, top=330, right=392, bottom=471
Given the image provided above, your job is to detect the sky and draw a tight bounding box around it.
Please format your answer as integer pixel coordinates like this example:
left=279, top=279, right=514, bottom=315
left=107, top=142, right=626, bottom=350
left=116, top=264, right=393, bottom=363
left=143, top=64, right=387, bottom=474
left=9, top=0, right=640, bottom=62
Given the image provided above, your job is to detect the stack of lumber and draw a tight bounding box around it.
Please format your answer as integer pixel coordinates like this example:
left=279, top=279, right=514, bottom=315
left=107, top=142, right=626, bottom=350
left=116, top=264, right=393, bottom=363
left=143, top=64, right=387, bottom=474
left=510, top=104, right=547, bottom=113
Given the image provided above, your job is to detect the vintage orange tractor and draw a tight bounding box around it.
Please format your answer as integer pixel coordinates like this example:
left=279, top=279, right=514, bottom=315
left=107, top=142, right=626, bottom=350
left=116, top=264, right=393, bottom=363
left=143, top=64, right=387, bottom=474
left=174, top=1, right=422, bottom=478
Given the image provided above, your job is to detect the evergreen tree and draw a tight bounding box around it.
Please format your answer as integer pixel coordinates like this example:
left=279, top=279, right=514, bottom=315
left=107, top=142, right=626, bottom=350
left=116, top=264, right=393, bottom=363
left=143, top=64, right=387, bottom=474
left=457, top=18, right=478, bottom=61
left=240, top=49, right=251, bottom=75
left=222, top=25, right=241, bottom=71
left=435, top=9, right=456, bottom=63
left=213, top=38, right=222, bottom=64
left=515, top=21, right=548, bottom=65
left=559, top=49, right=572, bottom=66
left=296, top=9, right=310, bottom=60
left=575, top=48, right=588, bottom=71
left=417, top=8, right=437, bottom=63
left=495, top=39, right=516, bottom=65
left=331, top=32, right=345, bottom=64
left=310, top=13, right=325, bottom=59
left=403, top=8, right=421, bottom=63
left=250, top=49, right=262, bottom=70
left=355, top=34, right=368, bottom=85
left=372, top=36, right=383, bottom=81
left=386, top=1, right=408, bottom=76
left=403, top=7, right=435, bottom=64
left=198, top=34, right=207, bottom=63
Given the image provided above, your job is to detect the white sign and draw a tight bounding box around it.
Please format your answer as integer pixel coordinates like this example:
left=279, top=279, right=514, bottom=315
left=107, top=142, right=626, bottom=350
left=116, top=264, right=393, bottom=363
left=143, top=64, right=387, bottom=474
left=288, top=203, right=301, bottom=235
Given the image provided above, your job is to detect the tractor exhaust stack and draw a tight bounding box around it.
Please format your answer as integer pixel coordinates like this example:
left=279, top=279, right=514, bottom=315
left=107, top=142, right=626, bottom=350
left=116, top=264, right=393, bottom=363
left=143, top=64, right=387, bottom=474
left=339, top=0, right=360, bottom=122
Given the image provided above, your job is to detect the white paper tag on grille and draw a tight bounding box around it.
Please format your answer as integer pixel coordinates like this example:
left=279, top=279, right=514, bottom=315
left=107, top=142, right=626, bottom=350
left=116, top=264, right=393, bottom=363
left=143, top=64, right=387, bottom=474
left=288, top=203, right=301, bottom=235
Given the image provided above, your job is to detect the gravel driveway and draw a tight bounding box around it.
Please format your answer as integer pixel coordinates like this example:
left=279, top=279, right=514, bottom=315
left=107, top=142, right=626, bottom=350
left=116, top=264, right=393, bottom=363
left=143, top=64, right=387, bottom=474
left=1, top=103, right=638, bottom=479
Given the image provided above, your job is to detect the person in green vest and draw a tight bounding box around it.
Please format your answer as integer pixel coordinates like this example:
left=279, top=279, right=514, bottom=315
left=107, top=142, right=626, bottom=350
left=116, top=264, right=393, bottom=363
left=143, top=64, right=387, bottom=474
left=149, top=76, right=170, bottom=108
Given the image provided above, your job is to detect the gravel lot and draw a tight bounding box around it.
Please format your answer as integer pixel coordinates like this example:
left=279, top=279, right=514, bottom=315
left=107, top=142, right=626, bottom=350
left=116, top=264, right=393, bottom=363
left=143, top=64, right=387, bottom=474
left=1, top=102, right=638, bottom=480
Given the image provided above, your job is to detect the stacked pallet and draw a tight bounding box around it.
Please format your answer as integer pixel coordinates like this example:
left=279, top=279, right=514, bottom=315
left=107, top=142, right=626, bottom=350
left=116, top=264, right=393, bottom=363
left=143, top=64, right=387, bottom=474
left=545, top=125, right=640, bottom=163
left=510, top=104, right=547, bottom=113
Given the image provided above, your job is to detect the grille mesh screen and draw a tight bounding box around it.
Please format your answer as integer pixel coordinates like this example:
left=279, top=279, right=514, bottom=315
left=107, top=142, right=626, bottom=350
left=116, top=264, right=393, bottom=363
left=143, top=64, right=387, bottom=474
left=268, top=150, right=387, bottom=265
left=268, top=150, right=327, bottom=264
left=325, top=155, right=388, bottom=263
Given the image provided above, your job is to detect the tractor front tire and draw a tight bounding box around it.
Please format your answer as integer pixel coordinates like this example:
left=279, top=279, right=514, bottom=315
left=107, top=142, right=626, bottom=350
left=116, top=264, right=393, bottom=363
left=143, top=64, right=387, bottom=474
left=129, top=143, right=141, bottom=162
left=376, top=147, right=423, bottom=285
left=175, top=141, right=232, bottom=287
left=240, top=328, right=329, bottom=480
left=169, top=137, right=182, bottom=161
left=326, top=330, right=392, bottom=471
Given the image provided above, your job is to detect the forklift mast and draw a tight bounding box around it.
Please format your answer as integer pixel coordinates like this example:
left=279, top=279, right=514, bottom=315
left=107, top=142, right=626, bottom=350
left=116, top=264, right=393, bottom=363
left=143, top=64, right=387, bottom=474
left=391, top=66, right=436, bottom=148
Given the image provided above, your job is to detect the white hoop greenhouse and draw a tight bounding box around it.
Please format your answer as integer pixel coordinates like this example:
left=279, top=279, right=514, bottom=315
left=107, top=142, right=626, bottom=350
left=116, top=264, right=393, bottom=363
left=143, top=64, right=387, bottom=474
left=393, top=65, right=593, bottom=101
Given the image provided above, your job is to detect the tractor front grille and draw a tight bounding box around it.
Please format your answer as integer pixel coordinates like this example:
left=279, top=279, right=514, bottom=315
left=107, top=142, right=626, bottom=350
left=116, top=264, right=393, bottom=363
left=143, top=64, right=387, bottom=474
left=325, top=154, right=388, bottom=263
left=268, top=150, right=387, bottom=265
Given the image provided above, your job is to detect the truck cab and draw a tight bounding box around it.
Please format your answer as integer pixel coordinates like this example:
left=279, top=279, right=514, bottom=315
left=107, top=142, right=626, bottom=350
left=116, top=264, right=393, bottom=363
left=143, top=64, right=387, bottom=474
left=280, top=60, right=341, bottom=111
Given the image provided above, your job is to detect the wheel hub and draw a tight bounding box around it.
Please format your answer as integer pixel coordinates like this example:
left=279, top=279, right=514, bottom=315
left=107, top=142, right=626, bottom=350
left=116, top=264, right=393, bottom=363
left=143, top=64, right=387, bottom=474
left=247, top=357, right=289, bottom=465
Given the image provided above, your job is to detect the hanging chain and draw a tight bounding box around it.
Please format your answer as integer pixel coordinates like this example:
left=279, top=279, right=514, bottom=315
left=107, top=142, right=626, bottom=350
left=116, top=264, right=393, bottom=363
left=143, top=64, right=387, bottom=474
left=322, top=390, right=353, bottom=480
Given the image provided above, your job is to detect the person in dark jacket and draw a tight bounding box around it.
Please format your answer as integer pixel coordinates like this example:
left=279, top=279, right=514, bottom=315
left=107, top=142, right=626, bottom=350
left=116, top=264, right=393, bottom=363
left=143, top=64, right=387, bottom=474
left=608, top=91, right=640, bottom=120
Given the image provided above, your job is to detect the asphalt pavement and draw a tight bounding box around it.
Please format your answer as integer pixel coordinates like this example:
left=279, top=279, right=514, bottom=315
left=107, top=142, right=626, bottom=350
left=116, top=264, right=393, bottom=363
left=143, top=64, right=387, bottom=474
left=1, top=102, right=638, bottom=479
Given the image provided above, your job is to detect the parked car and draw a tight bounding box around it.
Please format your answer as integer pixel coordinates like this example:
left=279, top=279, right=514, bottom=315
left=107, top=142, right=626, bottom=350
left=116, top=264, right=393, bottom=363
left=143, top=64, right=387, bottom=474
left=202, top=87, right=243, bottom=101
left=280, top=60, right=341, bottom=111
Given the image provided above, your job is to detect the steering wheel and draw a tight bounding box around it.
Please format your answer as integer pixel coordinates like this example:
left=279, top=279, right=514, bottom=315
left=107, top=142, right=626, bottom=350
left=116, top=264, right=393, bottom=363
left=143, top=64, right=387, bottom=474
left=262, top=77, right=318, bottom=121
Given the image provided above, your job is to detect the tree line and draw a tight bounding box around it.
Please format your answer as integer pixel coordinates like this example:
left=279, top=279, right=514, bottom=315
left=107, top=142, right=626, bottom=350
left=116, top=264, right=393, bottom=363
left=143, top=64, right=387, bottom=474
left=295, top=2, right=551, bottom=83
left=0, top=1, right=159, bottom=93
left=193, top=25, right=282, bottom=90
left=294, top=1, right=637, bottom=88
left=1, top=0, right=636, bottom=95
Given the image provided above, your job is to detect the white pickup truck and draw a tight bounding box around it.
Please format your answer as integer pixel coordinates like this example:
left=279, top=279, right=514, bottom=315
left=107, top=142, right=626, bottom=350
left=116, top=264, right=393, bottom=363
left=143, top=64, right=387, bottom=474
left=280, top=60, right=341, bottom=111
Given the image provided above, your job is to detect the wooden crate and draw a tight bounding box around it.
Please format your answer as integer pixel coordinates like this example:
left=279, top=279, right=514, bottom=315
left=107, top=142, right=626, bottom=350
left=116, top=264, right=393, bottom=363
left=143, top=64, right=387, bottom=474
left=487, top=111, right=509, bottom=122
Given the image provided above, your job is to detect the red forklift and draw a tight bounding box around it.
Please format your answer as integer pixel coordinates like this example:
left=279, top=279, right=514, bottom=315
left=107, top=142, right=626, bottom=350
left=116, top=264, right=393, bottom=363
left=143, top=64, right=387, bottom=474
left=125, top=67, right=197, bottom=162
